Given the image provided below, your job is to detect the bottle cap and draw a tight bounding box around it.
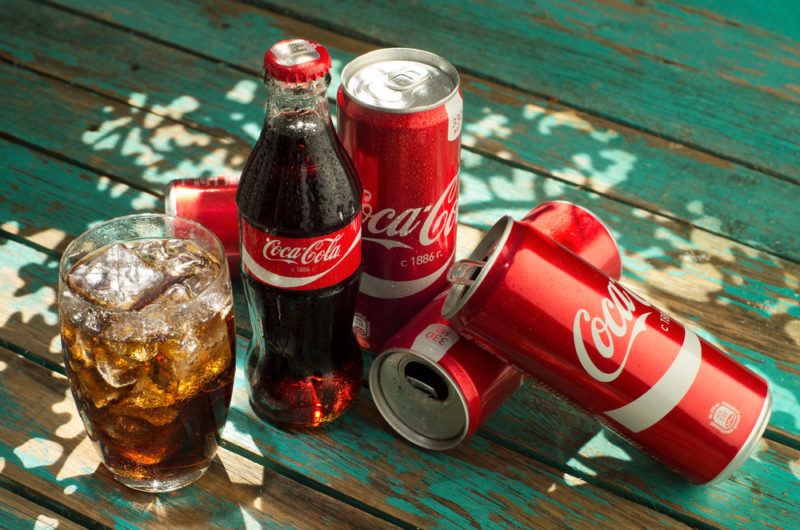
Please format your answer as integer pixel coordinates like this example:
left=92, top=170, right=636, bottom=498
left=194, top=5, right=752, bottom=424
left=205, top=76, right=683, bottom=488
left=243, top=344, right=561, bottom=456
left=263, top=39, right=331, bottom=83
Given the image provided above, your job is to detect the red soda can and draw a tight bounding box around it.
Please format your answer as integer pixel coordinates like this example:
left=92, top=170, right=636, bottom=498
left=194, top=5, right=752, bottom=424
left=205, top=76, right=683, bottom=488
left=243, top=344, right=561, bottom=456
left=164, top=176, right=240, bottom=274
left=371, top=201, right=622, bottom=449
left=337, top=48, right=462, bottom=352
left=442, top=216, right=772, bottom=483
left=522, top=201, right=621, bottom=280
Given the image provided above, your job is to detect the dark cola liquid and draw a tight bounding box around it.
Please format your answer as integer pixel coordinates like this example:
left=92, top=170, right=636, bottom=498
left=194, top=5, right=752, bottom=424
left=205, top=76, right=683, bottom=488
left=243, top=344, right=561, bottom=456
left=237, top=105, right=363, bottom=427
left=62, top=300, right=235, bottom=485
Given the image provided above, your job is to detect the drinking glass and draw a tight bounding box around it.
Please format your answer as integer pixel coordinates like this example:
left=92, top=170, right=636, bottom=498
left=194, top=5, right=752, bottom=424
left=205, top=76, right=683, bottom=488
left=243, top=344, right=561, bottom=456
left=58, top=214, right=235, bottom=492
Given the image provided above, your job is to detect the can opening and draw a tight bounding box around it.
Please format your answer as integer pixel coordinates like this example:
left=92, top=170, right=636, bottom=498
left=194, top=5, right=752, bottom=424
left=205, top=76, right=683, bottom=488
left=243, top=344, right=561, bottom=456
left=447, top=259, right=486, bottom=286
left=404, top=361, right=449, bottom=401
left=443, top=216, right=514, bottom=319
left=369, top=350, right=469, bottom=450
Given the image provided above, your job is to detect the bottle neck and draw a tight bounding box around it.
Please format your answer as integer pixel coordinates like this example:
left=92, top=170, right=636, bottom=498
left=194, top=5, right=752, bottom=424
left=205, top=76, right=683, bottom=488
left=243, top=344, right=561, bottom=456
left=265, top=75, right=330, bottom=122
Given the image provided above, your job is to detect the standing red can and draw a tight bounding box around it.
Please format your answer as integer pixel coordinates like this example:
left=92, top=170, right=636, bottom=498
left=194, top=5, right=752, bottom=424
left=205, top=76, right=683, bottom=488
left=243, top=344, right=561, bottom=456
left=371, top=201, right=623, bottom=449
left=443, top=216, right=772, bottom=483
left=164, top=176, right=240, bottom=274
left=337, top=48, right=463, bottom=352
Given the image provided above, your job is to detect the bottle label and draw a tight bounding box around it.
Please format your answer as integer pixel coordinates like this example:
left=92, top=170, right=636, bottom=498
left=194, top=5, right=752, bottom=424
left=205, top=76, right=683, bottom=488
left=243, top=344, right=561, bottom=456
left=241, top=217, right=361, bottom=290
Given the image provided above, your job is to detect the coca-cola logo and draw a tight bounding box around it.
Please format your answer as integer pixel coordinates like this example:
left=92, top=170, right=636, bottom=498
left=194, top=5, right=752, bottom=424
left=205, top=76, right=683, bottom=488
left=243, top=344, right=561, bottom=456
left=241, top=216, right=360, bottom=291
left=361, top=177, right=458, bottom=250
left=573, top=280, right=652, bottom=383
left=262, top=235, right=343, bottom=265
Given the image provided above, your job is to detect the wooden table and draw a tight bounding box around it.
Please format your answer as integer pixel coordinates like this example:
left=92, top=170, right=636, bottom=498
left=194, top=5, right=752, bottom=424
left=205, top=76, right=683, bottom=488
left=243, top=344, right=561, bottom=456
left=1, top=0, right=798, bottom=527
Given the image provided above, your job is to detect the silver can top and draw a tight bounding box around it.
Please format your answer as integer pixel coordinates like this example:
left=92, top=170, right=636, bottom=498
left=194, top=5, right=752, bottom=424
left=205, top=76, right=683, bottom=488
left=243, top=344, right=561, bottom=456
left=443, top=216, right=514, bottom=319
left=341, top=48, right=460, bottom=113
left=369, top=350, right=469, bottom=450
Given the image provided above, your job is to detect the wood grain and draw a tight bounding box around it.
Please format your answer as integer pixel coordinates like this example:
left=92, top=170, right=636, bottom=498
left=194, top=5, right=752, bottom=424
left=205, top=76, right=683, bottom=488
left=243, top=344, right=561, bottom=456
left=22, top=0, right=800, bottom=259
left=0, top=487, right=86, bottom=530
left=0, top=288, right=688, bottom=528
left=0, top=347, right=394, bottom=529
left=250, top=0, right=800, bottom=180
left=0, top=65, right=796, bottom=439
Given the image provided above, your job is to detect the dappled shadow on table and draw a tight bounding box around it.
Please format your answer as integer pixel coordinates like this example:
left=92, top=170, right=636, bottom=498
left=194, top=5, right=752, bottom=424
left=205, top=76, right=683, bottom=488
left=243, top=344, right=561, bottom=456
left=1, top=64, right=798, bottom=526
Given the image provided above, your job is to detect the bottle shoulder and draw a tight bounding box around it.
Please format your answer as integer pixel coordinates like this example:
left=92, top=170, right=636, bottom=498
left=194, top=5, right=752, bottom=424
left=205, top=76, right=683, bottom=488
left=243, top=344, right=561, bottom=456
left=236, top=121, right=361, bottom=237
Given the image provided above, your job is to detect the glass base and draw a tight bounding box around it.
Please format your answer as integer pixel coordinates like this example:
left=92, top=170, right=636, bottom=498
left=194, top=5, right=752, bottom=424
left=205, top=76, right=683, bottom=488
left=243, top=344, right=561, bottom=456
left=113, top=466, right=208, bottom=493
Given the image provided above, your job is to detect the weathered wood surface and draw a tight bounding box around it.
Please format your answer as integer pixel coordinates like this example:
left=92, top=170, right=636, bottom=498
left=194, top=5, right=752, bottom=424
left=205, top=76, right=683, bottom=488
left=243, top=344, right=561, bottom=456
left=254, top=0, right=800, bottom=181
left=1, top=148, right=798, bottom=528
left=1, top=0, right=798, bottom=527
left=32, top=0, right=800, bottom=259
left=0, top=347, right=396, bottom=529
left=0, top=488, right=84, bottom=530
left=1, top=58, right=796, bottom=445
left=0, top=243, right=688, bottom=528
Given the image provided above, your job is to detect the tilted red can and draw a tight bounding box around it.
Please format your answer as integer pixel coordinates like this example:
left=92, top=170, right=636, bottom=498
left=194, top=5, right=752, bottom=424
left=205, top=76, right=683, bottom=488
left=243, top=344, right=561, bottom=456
left=164, top=176, right=240, bottom=274
left=442, top=216, right=772, bottom=483
left=521, top=200, right=621, bottom=280
left=371, top=201, right=623, bottom=449
left=337, top=48, right=462, bottom=352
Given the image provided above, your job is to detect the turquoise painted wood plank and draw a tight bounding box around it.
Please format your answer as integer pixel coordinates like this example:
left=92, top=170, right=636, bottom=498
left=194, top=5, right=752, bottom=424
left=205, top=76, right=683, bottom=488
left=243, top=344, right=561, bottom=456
left=0, top=347, right=396, bottom=529
left=481, top=378, right=800, bottom=530
left=0, top=243, right=688, bottom=528
left=26, top=0, right=800, bottom=260
left=674, top=0, right=800, bottom=41
left=0, top=139, right=160, bottom=253
left=1, top=237, right=796, bottom=529
left=0, top=61, right=797, bottom=443
left=250, top=0, right=800, bottom=180
left=0, top=488, right=85, bottom=530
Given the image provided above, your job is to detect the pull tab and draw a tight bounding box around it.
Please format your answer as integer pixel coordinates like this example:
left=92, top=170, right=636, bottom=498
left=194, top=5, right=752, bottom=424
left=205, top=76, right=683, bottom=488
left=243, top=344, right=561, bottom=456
left=385, top=68, right=429, bottom=91
left=404, top=361, right=449, bottom=401
left=406, top=376, right=440, bottom=400
left=447, top=259, right=486, bottom=286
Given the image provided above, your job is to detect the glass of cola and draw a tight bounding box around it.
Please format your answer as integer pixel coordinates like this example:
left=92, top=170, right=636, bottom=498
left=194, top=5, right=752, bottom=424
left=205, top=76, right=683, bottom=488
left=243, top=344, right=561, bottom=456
left=58, top=213, right=236, bottom=492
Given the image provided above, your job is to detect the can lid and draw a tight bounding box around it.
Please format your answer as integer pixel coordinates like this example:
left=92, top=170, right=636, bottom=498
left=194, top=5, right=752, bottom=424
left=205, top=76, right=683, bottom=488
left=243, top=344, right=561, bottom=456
left=264, top=39, right=331, bottom=83
left=370, top=349, right=469, bottom=450
left=443, top=216, right=514, bottom=319
left=341, top=48, right=460, bottom=113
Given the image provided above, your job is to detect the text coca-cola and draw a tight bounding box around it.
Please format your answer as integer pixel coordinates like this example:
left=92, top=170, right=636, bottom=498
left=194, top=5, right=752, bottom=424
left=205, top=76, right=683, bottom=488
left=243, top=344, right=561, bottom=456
left=338, top=48, right=462, bottom=352
left=237, top=39, right=363, bottom=427
left=443, top=216, right=771, bottom=484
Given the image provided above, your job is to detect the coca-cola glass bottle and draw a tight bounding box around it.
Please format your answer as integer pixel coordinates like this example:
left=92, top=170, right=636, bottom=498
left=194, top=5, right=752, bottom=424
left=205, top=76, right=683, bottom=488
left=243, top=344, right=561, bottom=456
left=237, top=40, right=363, bottom=427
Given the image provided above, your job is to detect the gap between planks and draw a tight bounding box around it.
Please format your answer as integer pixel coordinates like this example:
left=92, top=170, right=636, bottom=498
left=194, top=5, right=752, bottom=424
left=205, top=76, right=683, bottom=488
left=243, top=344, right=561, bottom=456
left=22, top=0, right=800, bottom=263
left=239, top=0, right=800, bottom=185
left=0, top=475, right=105, bottom=530
left=1, top=54, right=797, bottom=268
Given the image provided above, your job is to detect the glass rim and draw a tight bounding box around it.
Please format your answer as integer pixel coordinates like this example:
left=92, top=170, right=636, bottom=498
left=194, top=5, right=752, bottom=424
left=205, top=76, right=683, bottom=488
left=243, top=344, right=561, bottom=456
left=59, top=212, right=229, bottom=315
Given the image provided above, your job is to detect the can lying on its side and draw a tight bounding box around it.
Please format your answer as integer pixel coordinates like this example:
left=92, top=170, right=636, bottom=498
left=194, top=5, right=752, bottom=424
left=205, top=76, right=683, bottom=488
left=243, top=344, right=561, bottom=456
left=442, top=215, right=772, bottom=483
left=371, top=201, right=622, bottom=449
left=164, top=176, right=240, bottom=274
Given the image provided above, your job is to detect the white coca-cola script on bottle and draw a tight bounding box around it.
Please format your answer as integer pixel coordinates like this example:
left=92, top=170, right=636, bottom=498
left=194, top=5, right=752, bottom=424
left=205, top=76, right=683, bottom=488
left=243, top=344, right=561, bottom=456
left=241, top=217, right=361, bottom=291
left=262, top=234, right=343, bottom=265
